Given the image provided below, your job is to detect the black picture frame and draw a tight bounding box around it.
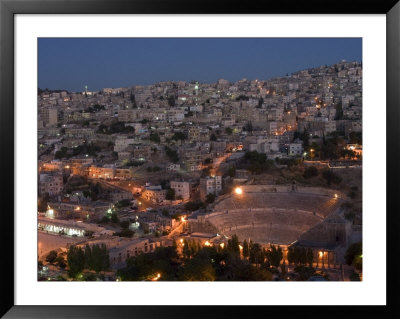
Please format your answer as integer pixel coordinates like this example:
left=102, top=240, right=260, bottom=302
left=1, top=0, right=399, bottom=318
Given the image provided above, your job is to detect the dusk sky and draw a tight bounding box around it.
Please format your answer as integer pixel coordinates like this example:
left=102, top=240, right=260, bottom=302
left=38, top=38, right=362, bottom=92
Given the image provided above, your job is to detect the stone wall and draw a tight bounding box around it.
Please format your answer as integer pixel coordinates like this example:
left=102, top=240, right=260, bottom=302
left=239, top=184, right=345, bottom=199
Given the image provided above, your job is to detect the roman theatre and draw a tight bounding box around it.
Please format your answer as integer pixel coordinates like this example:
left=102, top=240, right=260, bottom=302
left=188, top=185, right=345, bottom=247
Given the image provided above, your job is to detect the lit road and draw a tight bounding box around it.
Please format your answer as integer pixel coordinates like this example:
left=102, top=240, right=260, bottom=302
left=210, top=153, right=232, bottom=176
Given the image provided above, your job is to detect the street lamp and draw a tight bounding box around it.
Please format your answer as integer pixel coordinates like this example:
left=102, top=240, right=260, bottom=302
left=234, top=187, right=243, bottom=195
left=310, top=149, right=315, bottom=160
left=151, top=273, right=161, bottom=281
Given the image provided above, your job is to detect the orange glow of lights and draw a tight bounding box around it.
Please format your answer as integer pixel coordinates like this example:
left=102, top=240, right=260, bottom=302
left=152, top=273, right=161, bottom=281
left=234, top=187, right=243, bottom=195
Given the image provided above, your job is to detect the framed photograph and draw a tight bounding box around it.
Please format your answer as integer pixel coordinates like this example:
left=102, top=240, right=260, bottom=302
left=1, top=0, right=398, bottom=317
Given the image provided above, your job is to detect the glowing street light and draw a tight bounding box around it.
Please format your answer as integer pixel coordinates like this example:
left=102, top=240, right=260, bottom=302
left=152, top=273, right=161, bottom=281
left=181, top=216, right=186, bottom=222
left=234, top=187, right=243, bottom=195
left=220, top=243, right=225, bottom=249
left=204, top=241, right=211, bottom=247
left=334, top=194, right=338, bottom=199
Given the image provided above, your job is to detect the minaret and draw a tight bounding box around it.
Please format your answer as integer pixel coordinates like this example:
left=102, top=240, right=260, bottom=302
left=194, top=81, right=199, bottom=118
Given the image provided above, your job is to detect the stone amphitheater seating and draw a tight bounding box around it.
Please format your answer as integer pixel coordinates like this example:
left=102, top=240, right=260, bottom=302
left=208, top=192, right=342, bottom=245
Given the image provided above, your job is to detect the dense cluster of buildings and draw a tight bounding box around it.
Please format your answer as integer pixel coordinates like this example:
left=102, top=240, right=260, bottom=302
left=37, top=60, right=362, bottom=274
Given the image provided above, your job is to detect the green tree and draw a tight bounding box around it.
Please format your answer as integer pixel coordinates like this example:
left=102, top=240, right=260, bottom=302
left=38, top=193, right=49, bottom=212
left=294, top=265, right=316, bottom=281
left=150, top=132, right=160, bottom=144
left=167, top=96, right=175, bottom=107
left=182, top=240, right=191, bottom=259
left=265, top=245, right=283, bottom=268
left=205, top=193, right=216, bottom=204
left=249, top=242, right=264, bottom=266
left=345, top=242, right=362, bottom=266
left=280, top=263, right=287, bottom=279
left=90, top=244, right=110, bottom=273
left=130, top=93, right=137, bottom=107
left=306, top=248, right=314, bottom=267
left=164, top=146, right=179, bottom=163
left=111, top=212, right=119, bottom=223
left=227, top=235, right=240, bottom=256
left=67, top=245, right=85, bottom=278
left=183, top=257, right=216, bottom=281
left=350, top=271, right=361, bottom=281
left=242, top=240, right=250, bottom=259
left=172, top=132, right=187, bottom=141
left=115, top=199, right=131, bottom=208
left=299, top=247, right=307, bottom=265
left=166, top=188, right=176, bottom=201
left=225, top=127, right=233, bottom=135
left=117, top=246, right=180, bottom=281
left=287, top=246, right=295, bottom=264
left=55, top=255, right=66, bottom=268
left=245, top=121, right=253, bottom=132
left=45, top=250, right=58, bottom=264
left=84, top=244, right=92, bottom=269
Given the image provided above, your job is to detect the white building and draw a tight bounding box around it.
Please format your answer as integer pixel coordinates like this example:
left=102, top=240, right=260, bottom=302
left=170, top=181, right=191, bottom=200
left=114, top=137, right=136, bottom=152
left=39, top=173, right=63, bottom=196
left=288, top=143, right=303, bottom=156
left=39, top=108, right=58, bottom=127
left=200, top=175, right=222, bottom=199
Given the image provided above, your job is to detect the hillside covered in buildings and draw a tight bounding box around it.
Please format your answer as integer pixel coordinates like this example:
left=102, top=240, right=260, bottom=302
left=37, top=60, right=363, bottom=282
